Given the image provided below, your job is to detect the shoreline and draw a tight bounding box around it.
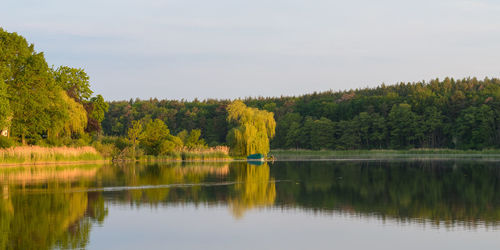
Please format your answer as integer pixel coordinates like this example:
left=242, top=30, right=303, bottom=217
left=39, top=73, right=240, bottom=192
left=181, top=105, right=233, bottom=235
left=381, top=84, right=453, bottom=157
left=0, top=159, right=111, bottom=167
left=271, top=149, right=500, bottom=154
left=270, top=149, right=500, bottom=160
left=0, top=158, right=242, bottom=167
left=6, top=148, right=500, bottom=167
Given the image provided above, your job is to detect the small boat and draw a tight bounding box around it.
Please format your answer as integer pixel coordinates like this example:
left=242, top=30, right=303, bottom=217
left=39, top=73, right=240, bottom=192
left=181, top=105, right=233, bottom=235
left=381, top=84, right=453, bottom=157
left=247, top=153, right=265, bottom=162
left=247, top=160, right=265, bottom=166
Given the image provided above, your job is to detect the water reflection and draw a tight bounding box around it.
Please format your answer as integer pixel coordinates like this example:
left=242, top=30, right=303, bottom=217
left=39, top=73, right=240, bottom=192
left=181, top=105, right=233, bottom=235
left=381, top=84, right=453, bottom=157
left=99, top=162, right=276, bottom=218
left=2, top=160, right=500, bottom=249
left=230, top=163, right=276, bottom=218
left=0, top=165, right=106, bottom=250
left=272, top=160, right=500, bottom=227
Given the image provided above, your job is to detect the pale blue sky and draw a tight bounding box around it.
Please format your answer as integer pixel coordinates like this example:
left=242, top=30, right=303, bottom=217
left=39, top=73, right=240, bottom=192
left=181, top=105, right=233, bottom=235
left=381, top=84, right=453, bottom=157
left=2, top=0, right=500, bottom=100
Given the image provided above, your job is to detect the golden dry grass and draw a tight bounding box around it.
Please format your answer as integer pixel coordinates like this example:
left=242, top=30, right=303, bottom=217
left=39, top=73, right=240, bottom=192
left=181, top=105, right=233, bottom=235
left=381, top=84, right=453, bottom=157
left=179, top=146, right=230, bottom=154
left=0, top=146, right=103, bottom=164
left=179, top=146, right=231, bottom=160
left=139, top=146, right=232, bottom=161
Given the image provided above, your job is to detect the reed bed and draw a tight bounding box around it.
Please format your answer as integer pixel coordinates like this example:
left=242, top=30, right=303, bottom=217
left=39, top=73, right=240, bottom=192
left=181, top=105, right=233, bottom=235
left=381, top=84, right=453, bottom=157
left=180, top=146, right=231, bottom=161
left=139, top=146, right=231, bottom=162
left=0, top=146, right=104, bottom=164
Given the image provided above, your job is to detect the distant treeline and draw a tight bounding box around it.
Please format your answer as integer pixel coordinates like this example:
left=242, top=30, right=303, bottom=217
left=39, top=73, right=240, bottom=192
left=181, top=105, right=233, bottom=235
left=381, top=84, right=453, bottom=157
left=4, top=28, right=500, bottom=151
left=104, top=77, right=500, bottom=150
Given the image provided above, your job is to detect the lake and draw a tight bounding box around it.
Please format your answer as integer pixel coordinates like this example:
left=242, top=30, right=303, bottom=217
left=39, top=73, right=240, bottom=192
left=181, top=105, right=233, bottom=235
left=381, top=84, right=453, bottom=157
left=1, top=159, right=500, bottom=249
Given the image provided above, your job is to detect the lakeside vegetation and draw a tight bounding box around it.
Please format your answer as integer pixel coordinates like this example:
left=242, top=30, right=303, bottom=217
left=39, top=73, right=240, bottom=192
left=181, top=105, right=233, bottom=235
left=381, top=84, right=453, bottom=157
left=0, top=28, right=271, bottom=162
left=4, top=27, right=500, bottom=163
left=0, top=28, right=108, bottom=147
left=0, top=146, right=103, bottom=164
left=124, top=146, right=232, bottom=162
left=103, top=78, right=500, bottom=152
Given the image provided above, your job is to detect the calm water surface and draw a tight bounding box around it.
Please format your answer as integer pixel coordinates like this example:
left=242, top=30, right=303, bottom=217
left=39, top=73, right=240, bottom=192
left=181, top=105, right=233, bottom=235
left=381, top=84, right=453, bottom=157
left=1, top=160, right=500, bottom=249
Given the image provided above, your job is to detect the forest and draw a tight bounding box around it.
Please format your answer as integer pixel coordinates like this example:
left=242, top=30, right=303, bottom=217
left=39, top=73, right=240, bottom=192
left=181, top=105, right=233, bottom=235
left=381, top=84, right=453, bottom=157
left=3, top=27, right=500, bottom=155
left=103, top=77, right=500, bottom=150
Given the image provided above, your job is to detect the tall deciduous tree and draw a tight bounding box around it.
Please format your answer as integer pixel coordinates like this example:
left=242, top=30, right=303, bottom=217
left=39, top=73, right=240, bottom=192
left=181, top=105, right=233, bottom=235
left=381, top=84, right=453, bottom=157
left=310, top=117, right=336, bottom=150
left=273, top=113, right=301, bottom=148
left=127, top=120, right=143, bottom=148
left=139, top=119, right=171, bottom=155
left=183, top=129, right=206, bottom=149
left=388, top=103, right=417, bottom=148
left=48, top=91, right=87, bottom=141
left=285, top=121, right=301, bottom=149
left=455, top=105, right=495, bottom=149
left=0, top=29, right=65, bottom=143
left=0, top=79, right=11, bottom=131
left=53, top=66, right=93, bottom=102
left=226, top=100, right=276, bottom=156
left=139, top=119, right=182, bottom=155
left=85, top=95, right=109, bottom=133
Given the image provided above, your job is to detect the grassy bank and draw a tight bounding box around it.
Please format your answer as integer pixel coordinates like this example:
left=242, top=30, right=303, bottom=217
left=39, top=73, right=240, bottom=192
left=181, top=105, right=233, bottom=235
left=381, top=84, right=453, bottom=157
left=0, top=146, right=105, bottom=164
left=271, top=149, right=500, bottom=159
left=137, top=152, right=233, bottom=162
left=115, top=146, right=233, bottom=162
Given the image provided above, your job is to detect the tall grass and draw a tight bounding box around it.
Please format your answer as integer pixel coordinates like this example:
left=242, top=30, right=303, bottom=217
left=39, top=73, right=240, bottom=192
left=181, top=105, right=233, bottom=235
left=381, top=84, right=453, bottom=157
left=180, top=146, right=231, bottom=161
left=138, top=146, right=232, bottom=162
left=0, top=146, right=104, bottom=164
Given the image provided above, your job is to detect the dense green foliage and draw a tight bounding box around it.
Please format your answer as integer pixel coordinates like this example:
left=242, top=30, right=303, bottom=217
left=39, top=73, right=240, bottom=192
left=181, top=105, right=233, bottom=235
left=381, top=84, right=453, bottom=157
left=103, top=98, right=230, bottom=146
left=226, top=100, right=276, bottom=156
left=0, top=28, right=106, bottom=146
left=104, top=77, right=500, bottom=150
left=139, top=119, right=182, bottom=155
left=4, top=28, right=500, bottom=152
left=105, top=118, right=212, bottom=159
left=0, top=79, right=11, bottom=131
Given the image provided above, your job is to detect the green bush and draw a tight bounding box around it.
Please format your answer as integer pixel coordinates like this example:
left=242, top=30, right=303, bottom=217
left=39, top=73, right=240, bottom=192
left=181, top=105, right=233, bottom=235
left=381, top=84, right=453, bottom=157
left=0, top=136, right=14, bottom=148
left=99, top=136, right=131, bottom=150
left=92, top=141, right=118, bottom=158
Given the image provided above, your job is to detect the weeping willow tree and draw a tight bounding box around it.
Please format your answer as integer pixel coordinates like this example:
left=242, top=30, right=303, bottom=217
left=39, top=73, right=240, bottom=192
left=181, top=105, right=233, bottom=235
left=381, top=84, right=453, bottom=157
left=226, top=100, right=276, bottom=156
left=48, top=91, right=87, bottom=141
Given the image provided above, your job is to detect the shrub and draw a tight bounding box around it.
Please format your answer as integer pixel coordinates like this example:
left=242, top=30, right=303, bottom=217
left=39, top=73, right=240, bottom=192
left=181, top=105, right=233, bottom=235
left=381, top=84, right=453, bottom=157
left=0, top=136, right=14, bottom=148
left=92, top=141, right=118, bottom=158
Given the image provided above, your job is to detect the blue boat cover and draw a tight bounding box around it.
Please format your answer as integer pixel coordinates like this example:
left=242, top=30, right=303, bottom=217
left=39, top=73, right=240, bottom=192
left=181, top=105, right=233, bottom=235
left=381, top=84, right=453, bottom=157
left=247, top=153, right=264, bottom=159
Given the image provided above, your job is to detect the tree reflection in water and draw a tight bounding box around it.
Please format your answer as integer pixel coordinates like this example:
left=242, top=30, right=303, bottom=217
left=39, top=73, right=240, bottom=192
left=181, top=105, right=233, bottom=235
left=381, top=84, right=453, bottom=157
left=0, top=165, right=106, bottom=250
left=271, top=160, right=500, bottom=227
left=230, top=163, right=276, bottom=218
left=3, top=160, right=500, bottom=249
left=104, top=162, right=276, bottom=217
left=0, top=162, right=274, bottom=249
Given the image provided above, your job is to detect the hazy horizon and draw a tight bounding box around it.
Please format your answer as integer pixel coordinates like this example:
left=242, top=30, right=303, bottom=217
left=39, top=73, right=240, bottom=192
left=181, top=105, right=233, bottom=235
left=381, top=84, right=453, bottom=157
left=2, top=0, right=500, bottom=101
